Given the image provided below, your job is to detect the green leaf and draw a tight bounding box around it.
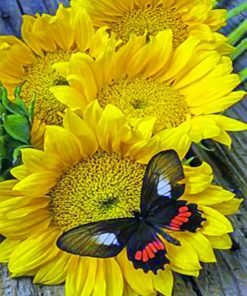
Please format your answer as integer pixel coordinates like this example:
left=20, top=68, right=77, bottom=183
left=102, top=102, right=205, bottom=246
left=1, top=87, right=26, bottom=116
left=3, top=114, right=30, bottom=144
left=28, top=95, right=36, bottom=123
left=0, top=124, right=4, bottom=135
left=0, top=103, right=5, bottom=117
left=0, top=135, right=7, bottom=159
left=14, top=95, right=28, bottom=114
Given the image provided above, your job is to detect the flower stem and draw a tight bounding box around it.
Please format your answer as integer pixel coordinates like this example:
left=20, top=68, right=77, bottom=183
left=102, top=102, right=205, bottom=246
left=231, top=38, right=247, bottom=60
left=227, top=2, right=247, bottom=19
left=228, top=19, right=247, bottom=45
left=239, top=68, right=247, bottom=83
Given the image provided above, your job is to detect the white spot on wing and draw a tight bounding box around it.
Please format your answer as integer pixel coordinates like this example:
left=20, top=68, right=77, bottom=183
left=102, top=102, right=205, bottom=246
left=157, top=176, right=171, bottom=198
left=94, top=233, right=120, bottom=246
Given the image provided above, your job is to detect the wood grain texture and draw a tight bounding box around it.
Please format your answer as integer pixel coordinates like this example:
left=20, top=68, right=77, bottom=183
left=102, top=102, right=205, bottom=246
left=0, top=0, right=246, bottom=295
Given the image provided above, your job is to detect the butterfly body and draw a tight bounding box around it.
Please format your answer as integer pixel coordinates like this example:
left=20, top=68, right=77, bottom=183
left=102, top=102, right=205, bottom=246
left=57, top=150, right=205, bottom=274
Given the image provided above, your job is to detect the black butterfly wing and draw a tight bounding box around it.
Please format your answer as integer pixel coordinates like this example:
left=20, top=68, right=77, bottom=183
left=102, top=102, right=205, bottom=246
left=141, top=150, right=185, bottom=215
left=147, top=200, right=205, bottom=233
left=127, top=222, right=169, bottom=274
left=57, top=218, right=137, bottom=258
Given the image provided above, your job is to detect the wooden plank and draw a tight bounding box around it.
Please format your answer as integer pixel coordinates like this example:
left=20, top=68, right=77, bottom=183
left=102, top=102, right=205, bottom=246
left=18, top=0, right=69, bottom=15
left=0, top=0, right=22, bottom=36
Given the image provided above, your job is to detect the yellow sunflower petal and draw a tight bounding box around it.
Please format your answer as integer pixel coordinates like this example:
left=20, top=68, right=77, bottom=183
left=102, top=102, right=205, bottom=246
left=158, top=37, right=199, bottom=81
left=83, top=100, right=103, bottom=131
left=9, top=229, right=60, bottom=276
left=67, top=54, right=98, bottom=101
left=105, top=259, right=124, bottom=296
left=166, top=239, right=201, bottom=271
left=210, top=198, right=242, bottom=215
left=174, top=232, right=216, bottom=263
left=170, top=265, right=200, bottom=277
left=206, top=234, right=232, bottom=249
left=63, top=108, right=98, bottom=156
left=184, top=162, right=213, bottom=195
left=66, top=257, right=97, bottom=296
left=45, top=126, right=84, bottom=167
left=207, top=115, right=247, bottom=131
left=134, top=117, right=157, bottom=139
left=13, top=172, right=58, bottom=196
left=212, top=130, right=232, bottom=147
left=184, top=185, right=234, bottom=206
left=205, top=9, right=227, bottom=30
left=89, top=27, right=120, bottom=60
left=0, top=180, right=18, bottom=196
left=73, top=6, right=94, bottom=52
left=117, top=251, right=155, bottom=295
left=157, top=121, right=192, bottom=159
left=9, top=165, right=30, bottom=181
left=0, top=238, right=21, bottom=262
left=96, top=104, right=127, bottom=151
left=153, top=267, right=174, bottom=296
left=50, top=85, right=87, bottom=110
left=30, top=118, right=46, bottom=149
left=127, top=136, right=161, bottom=164
left=0, top=196, right=49, bottom=218
left=190, top=91, right=246, bottom=114
left=128, top=30, right=173, bottom=78
left=114, top=34, right=146, bottom=80
left=200, top=206, right=233, bottom=236
left=21, top=148, right=63, bottom=173
left=173, top=51, right=221, bottom=89
left=91, top=259, right=106, bottom=296
left=33, top=251, right=71, bottom=285
left=0, top=210, right=51, bottom=238
left=188, top=116, right=222, bottom=143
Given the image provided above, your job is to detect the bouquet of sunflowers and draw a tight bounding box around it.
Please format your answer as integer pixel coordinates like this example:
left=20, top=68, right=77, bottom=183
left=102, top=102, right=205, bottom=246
left=0, top=0, right=246, bottom=295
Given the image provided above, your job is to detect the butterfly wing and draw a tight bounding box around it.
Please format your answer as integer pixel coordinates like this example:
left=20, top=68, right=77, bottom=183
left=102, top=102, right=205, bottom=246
left=127, top=222, right=169, bottom=274
left=141, top=150, right=185, bottom=215
left=147, top=200, right=205, bottom=233
left=57, top=218, right=137, bottom=258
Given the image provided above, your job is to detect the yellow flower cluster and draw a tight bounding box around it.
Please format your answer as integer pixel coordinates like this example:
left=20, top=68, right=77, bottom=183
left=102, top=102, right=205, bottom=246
left=0, top=1, right=245, bottom=295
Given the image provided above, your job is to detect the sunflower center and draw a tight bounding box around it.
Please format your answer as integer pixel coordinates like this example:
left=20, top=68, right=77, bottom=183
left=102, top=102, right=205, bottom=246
left=97, top=78, right=189, bottom=130
left=21, top=51, right=71, bottom=125
left=50, top=152, right=145, bottom=231
left=111, top=5, right=188, bottom=46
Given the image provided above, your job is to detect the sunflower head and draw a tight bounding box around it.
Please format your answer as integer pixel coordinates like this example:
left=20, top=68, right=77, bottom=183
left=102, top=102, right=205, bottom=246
left=51, top=30, right=247, bottom=158
left=0, top=4, right=118, bottom=128
left=0, top=105, right=241, bottom=295
left=71, top=0, right=233, bottom=53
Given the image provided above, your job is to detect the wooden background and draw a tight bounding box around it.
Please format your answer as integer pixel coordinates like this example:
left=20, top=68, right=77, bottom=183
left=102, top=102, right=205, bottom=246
left=0, top=0, right=246, bottom=295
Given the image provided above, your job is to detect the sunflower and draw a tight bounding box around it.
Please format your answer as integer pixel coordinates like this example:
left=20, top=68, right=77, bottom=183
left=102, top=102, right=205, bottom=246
left=0, top=103, right=241, bottom=296
left=51, top=31, right=246, bottom=158
left=71, top=0, right=233, bottom=53
left=0, top=4, right=118, bottom=130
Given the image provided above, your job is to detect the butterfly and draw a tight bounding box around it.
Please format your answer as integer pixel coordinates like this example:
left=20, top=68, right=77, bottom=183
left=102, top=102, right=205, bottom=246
left=57, top=150, right=205, bottom=274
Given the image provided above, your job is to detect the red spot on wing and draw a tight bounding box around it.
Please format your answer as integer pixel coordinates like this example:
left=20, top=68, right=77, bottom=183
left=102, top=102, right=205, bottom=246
left=179, top=206, right=189, bottom=213
left=135, top=250, right=142, bottom=261
left=148, top=242, right=158, bottom=253
left=142, top=249, right=149, bottom=262
left=178, top=212, right=192, bottom=218
left=146, top=245, right=155, bottom=259
left=153, top=240, right=165, bottom=250
left=171, top=218, right=183, bottom=225
left=175, top=216, right=189, bottom=223
left=135, top=240, right=165, bottom=263
left=169, top=206, right=193, bottom=230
